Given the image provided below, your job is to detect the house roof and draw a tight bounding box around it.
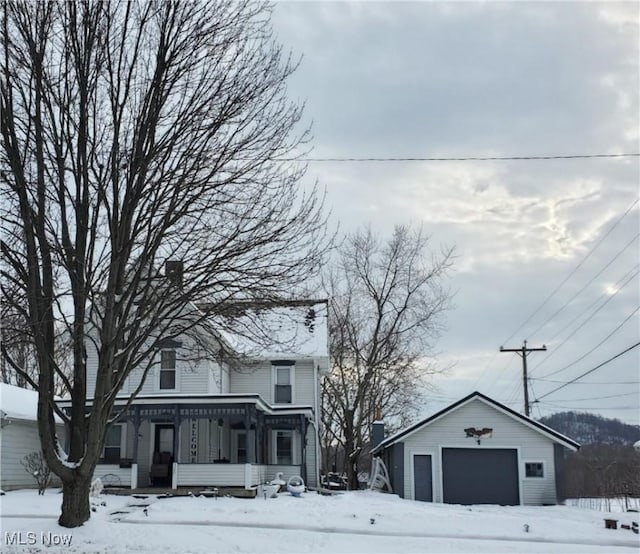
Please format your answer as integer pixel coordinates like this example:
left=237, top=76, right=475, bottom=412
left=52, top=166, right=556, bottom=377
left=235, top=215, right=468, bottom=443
left=214, top=300, right=328, bottom=360
left=0, top=383, right=63, bottom=423
left=371, top=391, right=580, bottom=454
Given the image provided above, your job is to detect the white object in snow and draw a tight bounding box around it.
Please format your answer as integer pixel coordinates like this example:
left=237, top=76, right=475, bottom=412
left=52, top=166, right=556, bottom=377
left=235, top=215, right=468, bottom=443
left=369, top=457, right=393, bottom=493
left=270, top=472, right=286, bottom=486
left=287, top=475, right=305, bottom=496
left=90, top=477, right=103, bottom=497
left=260, top=484, right=280, bottom=498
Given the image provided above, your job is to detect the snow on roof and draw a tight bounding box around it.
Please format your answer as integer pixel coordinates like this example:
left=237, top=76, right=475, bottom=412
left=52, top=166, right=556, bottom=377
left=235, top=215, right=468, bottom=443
left=1, top=383, right=40, bottom=421
left=0, top=383, right=63, bottom=423
left=216, top=300, right=328, bottom=359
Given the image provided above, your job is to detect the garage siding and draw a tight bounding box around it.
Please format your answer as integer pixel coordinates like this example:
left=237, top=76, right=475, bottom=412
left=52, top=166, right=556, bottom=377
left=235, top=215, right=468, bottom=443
left=402, top=398, right=558, bottom=505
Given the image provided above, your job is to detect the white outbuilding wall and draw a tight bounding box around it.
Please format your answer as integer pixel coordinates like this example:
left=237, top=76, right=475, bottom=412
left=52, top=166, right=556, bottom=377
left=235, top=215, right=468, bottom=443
left=1, top=384, right=64, bottom=491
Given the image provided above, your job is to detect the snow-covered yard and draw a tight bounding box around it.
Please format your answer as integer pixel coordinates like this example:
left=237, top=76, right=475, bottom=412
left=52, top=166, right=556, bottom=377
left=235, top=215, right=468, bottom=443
left=1, top=488, right=638, bottom=553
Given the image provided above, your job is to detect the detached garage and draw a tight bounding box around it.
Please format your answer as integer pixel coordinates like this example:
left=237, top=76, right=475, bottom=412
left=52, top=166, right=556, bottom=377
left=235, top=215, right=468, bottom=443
left=371, top=391, right=579, bottom=505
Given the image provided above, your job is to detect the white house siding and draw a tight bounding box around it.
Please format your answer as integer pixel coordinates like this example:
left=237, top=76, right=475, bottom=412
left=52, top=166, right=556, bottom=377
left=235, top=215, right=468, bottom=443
left=92, top=464, right=132, bottom=487
left=86, top=337, right=219, bottom=399
left=0, top=420, right=63, bottom=491
left=179, top=361, right=215, bottom=395
left=86, top=340, right=99, bottom=399
left=305, top=421, right=318, bottom=487
left=293, top=360, right=315, bottom=406
left=401, top=398, right=557, bottom=505
left=229, top=363, right=271, bottom=400
left=220, top=363, right=230, bottom=393
left=177, top=463, right=247, bottom=487
left=230, top=360, right=317, bottom=407
left=264, top=464, right=302, bottom=484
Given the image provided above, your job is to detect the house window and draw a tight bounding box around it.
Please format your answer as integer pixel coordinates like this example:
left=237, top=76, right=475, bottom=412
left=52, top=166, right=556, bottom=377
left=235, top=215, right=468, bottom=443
left=160, top=349, right=176, bottom=390
left=274, top=366, right=292, bottom=403
left=525, top=462, right=544, bottom=478
left=275, top=431, right=293, bottom=465
left=104, top=424, right=123, bottom=463
left=237, top=432, right=247, bottom=464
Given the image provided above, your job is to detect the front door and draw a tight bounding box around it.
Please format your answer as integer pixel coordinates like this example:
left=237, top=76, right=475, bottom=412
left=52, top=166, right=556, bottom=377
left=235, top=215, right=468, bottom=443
left=151, top=424, right=175, bottom=486
left=154, top=424, right=175, bottom=457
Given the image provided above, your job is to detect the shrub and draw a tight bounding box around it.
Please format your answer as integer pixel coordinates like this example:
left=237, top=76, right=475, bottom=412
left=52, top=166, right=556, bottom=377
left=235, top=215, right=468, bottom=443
left=21, top=451, right=52, bottom=495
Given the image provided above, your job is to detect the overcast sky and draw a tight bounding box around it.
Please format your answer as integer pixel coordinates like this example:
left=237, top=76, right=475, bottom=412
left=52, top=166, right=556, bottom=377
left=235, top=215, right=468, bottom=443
left=271, top=1, right=640, bottom=424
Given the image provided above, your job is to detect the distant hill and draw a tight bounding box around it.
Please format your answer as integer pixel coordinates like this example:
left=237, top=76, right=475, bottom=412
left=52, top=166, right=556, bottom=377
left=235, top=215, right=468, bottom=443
left=538, top=411, right=640, bottom=446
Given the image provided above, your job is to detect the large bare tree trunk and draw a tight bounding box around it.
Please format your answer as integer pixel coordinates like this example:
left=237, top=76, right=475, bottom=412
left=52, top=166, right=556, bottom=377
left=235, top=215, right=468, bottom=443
left=59, top=474, right=92, bottom=528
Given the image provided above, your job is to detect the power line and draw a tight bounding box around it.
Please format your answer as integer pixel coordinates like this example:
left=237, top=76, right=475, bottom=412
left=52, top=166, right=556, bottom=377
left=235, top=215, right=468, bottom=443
left=531, top=271, right=638, bottom=368
left=537, top=402, right=639, bottom=411
left=281, top=153, right=640, bottom=163
left=538, top=263, right=639, bottom=347
left=531, top=273, right=639, bottom=374
left=536, top=342, right=640, bottom=401
left=536, top=305, right=639, bottom=379
left=533, top=378, right=640, bottom=385
left=543, top=391, right=639, bottom=402
left=500, top=197, right=640, bottom=346
left=527, top=235, right=640, bottom=341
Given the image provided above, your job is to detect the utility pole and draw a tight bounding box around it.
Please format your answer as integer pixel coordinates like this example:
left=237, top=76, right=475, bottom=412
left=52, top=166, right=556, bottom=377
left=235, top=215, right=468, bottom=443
left=499, top=340, right=547, bottom=417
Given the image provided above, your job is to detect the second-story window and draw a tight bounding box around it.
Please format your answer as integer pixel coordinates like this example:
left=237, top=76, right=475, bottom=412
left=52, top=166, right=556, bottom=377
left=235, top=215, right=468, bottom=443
left=160, top=349, right=176, bottom=390
left=273, top=361, right=294, bottom=404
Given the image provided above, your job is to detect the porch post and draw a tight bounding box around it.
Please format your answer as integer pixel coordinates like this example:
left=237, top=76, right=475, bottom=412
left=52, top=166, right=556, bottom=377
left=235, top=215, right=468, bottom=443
left=131, top=406, right=141, bottom=490
left=132, top=405, right=141, bottom=462
left=245, top=404, right=255, bottom=463
left=300, top=415, right=308, bottom=485
left=173, top=404, right=181, bottom=463
left=256, top=411, right=264, bottom=464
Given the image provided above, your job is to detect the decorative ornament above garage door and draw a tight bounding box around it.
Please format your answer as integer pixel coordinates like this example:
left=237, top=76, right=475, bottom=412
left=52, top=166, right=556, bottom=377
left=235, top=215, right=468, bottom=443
left=463, top=427, right=493, bottom=444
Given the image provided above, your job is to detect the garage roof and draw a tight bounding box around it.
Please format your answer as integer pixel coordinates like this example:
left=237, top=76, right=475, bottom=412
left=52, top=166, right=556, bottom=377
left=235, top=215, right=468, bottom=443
left=371, top=391, right=580, bottom=454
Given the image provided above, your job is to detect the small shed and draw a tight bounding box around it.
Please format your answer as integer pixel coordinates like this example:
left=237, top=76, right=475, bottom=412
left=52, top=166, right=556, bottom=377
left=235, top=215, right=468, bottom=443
left=0, top=383, right=64, bottom=491
left=371, top=391, right=579, bottom=505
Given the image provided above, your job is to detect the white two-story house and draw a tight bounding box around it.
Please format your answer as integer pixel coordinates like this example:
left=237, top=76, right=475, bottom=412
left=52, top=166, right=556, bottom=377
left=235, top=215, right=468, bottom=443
left=57, top=298, right=328, bottom=492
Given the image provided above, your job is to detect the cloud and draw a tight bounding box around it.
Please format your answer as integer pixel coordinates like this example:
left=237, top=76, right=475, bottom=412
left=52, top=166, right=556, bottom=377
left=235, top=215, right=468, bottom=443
left=271, top=1, right=640, bottom=423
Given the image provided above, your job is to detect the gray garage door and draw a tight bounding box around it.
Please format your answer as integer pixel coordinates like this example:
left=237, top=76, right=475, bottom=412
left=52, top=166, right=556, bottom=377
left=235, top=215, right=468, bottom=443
left=442, top=448, right=519, bottom=505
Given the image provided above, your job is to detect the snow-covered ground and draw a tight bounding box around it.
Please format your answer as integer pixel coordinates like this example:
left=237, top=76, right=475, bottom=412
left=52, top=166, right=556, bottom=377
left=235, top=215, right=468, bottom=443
left=1, top=488, right=639, bottom=553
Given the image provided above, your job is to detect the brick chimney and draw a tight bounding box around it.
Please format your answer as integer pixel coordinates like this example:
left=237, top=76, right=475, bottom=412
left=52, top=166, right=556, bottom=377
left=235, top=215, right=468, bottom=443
left=165, top=261, right=184, bottom=287
left=372, top=405, right=384, bottom=448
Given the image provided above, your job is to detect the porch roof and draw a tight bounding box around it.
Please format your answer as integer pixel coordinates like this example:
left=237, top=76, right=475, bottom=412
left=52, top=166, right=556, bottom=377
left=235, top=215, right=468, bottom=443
left=56, top=393, right=314, bottom=418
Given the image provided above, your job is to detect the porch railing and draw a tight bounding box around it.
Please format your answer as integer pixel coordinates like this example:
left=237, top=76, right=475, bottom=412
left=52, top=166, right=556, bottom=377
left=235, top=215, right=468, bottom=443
left=92, top=463, right=137, bottom=489
left=173, top=463, right=302, bottom=489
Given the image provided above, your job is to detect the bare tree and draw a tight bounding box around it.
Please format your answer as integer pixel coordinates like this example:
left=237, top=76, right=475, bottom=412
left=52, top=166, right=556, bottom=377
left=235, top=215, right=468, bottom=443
left=322, top=226, right=453, bottom=489
left=561, top=445, right=640, bottom=501
left=1, top=277, right=72, bottom=396
left=1, top=1, right=329, bottom=527
left=322, top=226, right=452, bottom=488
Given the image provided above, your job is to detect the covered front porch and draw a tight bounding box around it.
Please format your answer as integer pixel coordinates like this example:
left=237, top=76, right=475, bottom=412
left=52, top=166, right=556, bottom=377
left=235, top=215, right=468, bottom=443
left=62, top=394, right=315, bottom=490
